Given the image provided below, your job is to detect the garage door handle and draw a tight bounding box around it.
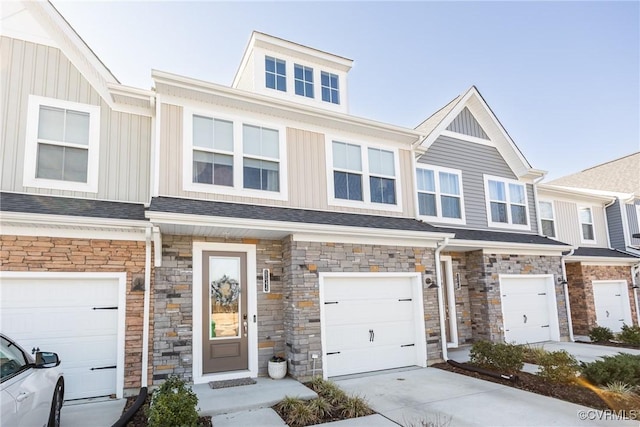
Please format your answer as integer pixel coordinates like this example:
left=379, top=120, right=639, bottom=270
left=324, top=301, right=339, bottom=305
left=398, top=298, right=412, bottom=302
left=93, top=306, right=118, bottom=310
left=369, top=329, right=375, bottom=342
left=91, top=365, right=116, bottom=371
left=537, top=293, right=546, bottom=296
left=541, top=325, right=550, bottom=328
left=606, top=310, right=610, bottom=318
left=401, top=344, right=415, bottom=347
left=523, top=314, right=527, bottom=324
left=327, top=352, right=341, bottom=355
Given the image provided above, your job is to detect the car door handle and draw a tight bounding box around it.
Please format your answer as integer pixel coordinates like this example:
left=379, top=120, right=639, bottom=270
left=16, top=392, right=31, bottom=402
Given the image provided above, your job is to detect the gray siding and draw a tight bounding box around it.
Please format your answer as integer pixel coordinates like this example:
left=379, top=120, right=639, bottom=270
left=626, top=201, right=640, bottom=247
left=0, top=36, right=151, bottom=203
left=419, top=135, right=537, bottom=232
left=446, top=107, right=489, bottom=140
left=607, top=200, right=626, bottom=250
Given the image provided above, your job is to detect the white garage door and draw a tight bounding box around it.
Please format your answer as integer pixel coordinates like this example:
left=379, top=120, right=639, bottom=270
left=500, top=275, right=560, bottom=344
left=1, top=275, right=122, bottom=400
left=593, top=281, right=632, bottom=333
left=321, top=275, right=426, bottom=377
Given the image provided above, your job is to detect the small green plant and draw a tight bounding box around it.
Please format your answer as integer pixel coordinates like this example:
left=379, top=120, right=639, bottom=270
left=588, top=325, right=614, bottom=343
left=284, top=400, right=318, bottom=427
left=469, top=340, right=524, bottom=374
left=275, top=396, right=304, bottom=414
left=338, top=395, right=373, bottom=419
left=521, top=344, right=548, bottom=364
left=147, top=376, right=199, bottom=427
left=581, top=353, right=640, bottom=387
left=536, top=350, right=579, bottom=383
left=308, top=377, right=348, bottom=405
left=308, top=397, right=332, bottom=419
left=602, top=381, right=636, bottom=396
left=617, top=324, right=640, bottom=345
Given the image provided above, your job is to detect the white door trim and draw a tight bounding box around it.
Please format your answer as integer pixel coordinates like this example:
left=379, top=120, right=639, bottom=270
left=0, top=271, right=127, bottom=399
left=441, top=256, right=459, bottom=348
left=318, top=272, right=427, bottom=379
left=499, top=274, right=560, bottom=343
left=192, top=242, right=257, bottom=383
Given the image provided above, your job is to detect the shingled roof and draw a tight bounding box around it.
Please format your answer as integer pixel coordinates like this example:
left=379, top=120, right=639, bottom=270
left=571, top=247, right=640, bottom=259
left=0, top=192, right=146, bottom=221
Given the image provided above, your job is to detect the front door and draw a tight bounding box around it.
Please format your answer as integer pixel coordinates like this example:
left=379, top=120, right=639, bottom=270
left=202, top=251, right=248, bottom=373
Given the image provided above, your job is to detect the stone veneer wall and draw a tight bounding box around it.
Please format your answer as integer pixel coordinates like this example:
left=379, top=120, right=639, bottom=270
left=447, top=252, right=473, bottom=344
left=466, top=251, right=567, bottom=342
left=0, top=235, right=152, bottom=390
left=566, top=263, right=637, bottom=335
left=282, top=238, right=441, bottom=381
left=152, top=235, right=285, bottom=383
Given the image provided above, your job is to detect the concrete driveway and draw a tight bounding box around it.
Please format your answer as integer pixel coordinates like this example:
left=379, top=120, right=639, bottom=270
left=333, top=367, right=637, bottom=427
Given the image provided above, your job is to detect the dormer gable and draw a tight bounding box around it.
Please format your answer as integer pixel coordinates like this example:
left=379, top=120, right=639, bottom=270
left=416, top=86, right=543, bottom=181
left=232, top=31, right=353, bottom=114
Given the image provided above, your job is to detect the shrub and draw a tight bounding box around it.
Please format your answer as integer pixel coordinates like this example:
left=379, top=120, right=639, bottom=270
left=283, top=400, right=318, bottom=427
left=589, top=326, right=614, bottom=343
left=147, top=376, right=199, bottom=427
left=338, top=395, right=373, bottom=419
left=521, top=344, right=548, bottom=364
left=536, top=350, right=579, bottom=383
left=617, top=324, right=640, bottom=345
left=602, top=381, right=636, bottom=396
left=469, top=340, right=524, bottom=374
left=580, top=353, right=640, bottom=387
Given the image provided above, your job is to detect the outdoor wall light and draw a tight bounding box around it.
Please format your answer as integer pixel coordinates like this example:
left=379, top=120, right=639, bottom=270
left=632, top=284, right=639, bottom=289
left=262, top=268, right=271, bottom=293
left=557, top=277, right=568, bottom=285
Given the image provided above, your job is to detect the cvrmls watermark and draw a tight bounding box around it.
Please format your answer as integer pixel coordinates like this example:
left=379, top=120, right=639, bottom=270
left=577, top=409, right=639, bottom=421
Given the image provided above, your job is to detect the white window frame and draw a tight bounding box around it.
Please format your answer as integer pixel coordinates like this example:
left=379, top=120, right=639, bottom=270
left=320, top=71, right=340, bottom=105
left=415, top=164, right=466, bottom=225
left=325, top=137, right=402, bottom=212
left=265, top=56, right=286, bottom=92
left=183, top=108, right=288, bottom=201
left=23, top=95, right=100, bottom=193
left=483, top=174, right=531, bottom=231
left=538, top=199, right=557, bottom=238
left=294, top=63, right=314, bottom=99
left=578, top=205, right=596, bottom=244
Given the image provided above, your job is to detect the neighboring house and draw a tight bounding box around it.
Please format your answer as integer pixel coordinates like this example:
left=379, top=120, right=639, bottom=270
left=537, top=185, right=640, bottom=335
left=541, top=153, right=640, bottom=335
left=0, top=1, right=155, bottom=400
left=1, top=2, right=580, bottom=399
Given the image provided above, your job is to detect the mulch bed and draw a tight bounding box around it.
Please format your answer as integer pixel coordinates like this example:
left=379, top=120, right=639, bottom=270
left=576, top=340, right=640, bottom=349
left=433, top=362, right=610, bottom=411
left=120, top=395, right=212, bottom=427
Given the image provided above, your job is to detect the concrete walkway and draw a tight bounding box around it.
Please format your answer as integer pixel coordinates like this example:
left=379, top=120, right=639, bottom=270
left=333, top=367, right=637, bottom=426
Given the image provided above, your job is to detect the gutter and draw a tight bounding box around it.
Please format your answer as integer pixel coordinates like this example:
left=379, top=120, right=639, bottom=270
left=141, top=227, right=152, bottom=387
left=561, top=249, right=575, bottom=342
left=632, top=263, right=640, bottom=326
left=434, top=237, right=450, bottom=361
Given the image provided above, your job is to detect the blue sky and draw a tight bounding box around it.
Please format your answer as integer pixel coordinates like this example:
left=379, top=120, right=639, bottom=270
left=52, top=1, right=639, bottom=180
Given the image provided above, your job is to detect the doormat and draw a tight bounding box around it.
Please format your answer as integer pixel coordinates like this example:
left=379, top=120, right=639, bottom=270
left=208, top=377, right=257, bottom=389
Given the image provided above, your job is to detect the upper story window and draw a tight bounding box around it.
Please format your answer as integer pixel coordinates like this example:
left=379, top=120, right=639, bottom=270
left=416, top=165, right=464, bottom=223
left=24, top=95, right=100, bottom=193
left=184, top=109, right=287, bottom=200
left=329, top=140, right=400, bottom=209
left=539, top=200, right=556, bottom=238
left=294, top=64, right=314, bottom=98
left=321, top=72, right=340, bottom=104
left=578, top=206, right=595, bottom=242
left=265, top=56, right=286, bottom=92
left=243, top=124, right=280, bottom=192
left=484, top=175, right=529, bottom=230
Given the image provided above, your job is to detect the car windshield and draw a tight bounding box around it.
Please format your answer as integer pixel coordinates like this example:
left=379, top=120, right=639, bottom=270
left=1, top=336, right=30, bottom=382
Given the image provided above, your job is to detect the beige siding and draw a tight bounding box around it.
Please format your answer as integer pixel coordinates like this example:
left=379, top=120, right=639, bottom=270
left=160, top=102, right=411, bottom=216
left=553, top=200, right=608, bottom=247
left=0, top=36, right=151, bottom=203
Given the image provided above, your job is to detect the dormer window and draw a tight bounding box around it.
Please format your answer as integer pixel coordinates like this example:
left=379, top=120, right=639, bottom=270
left=321, top=72, right=339, bottom=104
left=294, top=64, right=314, bottom=98
left=265, top=56, right=286, bottom=92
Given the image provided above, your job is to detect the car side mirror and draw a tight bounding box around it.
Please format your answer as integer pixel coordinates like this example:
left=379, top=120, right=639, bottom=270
left=35, top=351, right=60, bottom=368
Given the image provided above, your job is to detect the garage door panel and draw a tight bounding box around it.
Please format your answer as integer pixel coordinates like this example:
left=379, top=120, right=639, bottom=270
left=324, top=279, right=412, bottom=301
left=593, top=281, right=631, bottom=332
left=326, top=345, right=418, bottom=377
left=1, top=276, right=120, bottom=400
left=324, top=300, right=414, bottom=325
left=326, top=321, right=416, bottom=350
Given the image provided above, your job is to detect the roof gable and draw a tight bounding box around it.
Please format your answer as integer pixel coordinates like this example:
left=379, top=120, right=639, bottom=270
left=416, top=86, right=541, bottom=179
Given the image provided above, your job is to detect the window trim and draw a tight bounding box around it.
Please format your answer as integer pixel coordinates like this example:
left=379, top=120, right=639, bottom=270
left=183, top=108, right=288, bottom=201
left=538, top=199, right=557, bottom=238
left=415, top=164, right=466, bottom=225
left=294, top=63, right=314, bottom=99
left=578, top=205, right=596, bottom=244
left=325, top=136, right=402, bottom=212
left=23, top=95, right=100, bottom=193
left=265, top=56, right=286, bottom=92
left=483, top=174, right=531, bottom=231
left=321, top=71, right=340, bottom=105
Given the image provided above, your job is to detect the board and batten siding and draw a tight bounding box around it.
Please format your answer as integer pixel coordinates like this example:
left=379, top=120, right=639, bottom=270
left=418, top=135, right=538, bottom=232
left=554, top=200, right=609, bottom=247
left=446, top=107, right=489, bottom=140
left=626, top=202, right=640, bottom=248
left=159, top=103, right=411, bottom=216
left=0, top=36, right=151, bottom=203
left=606, top=200, right=626, bottom=250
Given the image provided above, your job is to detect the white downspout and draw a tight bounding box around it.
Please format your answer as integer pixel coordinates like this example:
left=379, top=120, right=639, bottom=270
left=632, top=264, right=640, bottom=326
left=561, top=248, right=575, bottom=342
left=603, top=198, right=616, bottom=249
left=141, top=227, right=152, bottom=387
left=435, top=237, right=449, bottom=361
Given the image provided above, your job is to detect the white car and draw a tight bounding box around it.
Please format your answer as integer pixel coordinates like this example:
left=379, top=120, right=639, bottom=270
left=1, top=334, right=64, bottom=427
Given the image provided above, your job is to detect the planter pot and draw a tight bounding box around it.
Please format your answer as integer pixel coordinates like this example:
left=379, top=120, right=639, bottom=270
left=268, top=360, right=287, bottom=379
